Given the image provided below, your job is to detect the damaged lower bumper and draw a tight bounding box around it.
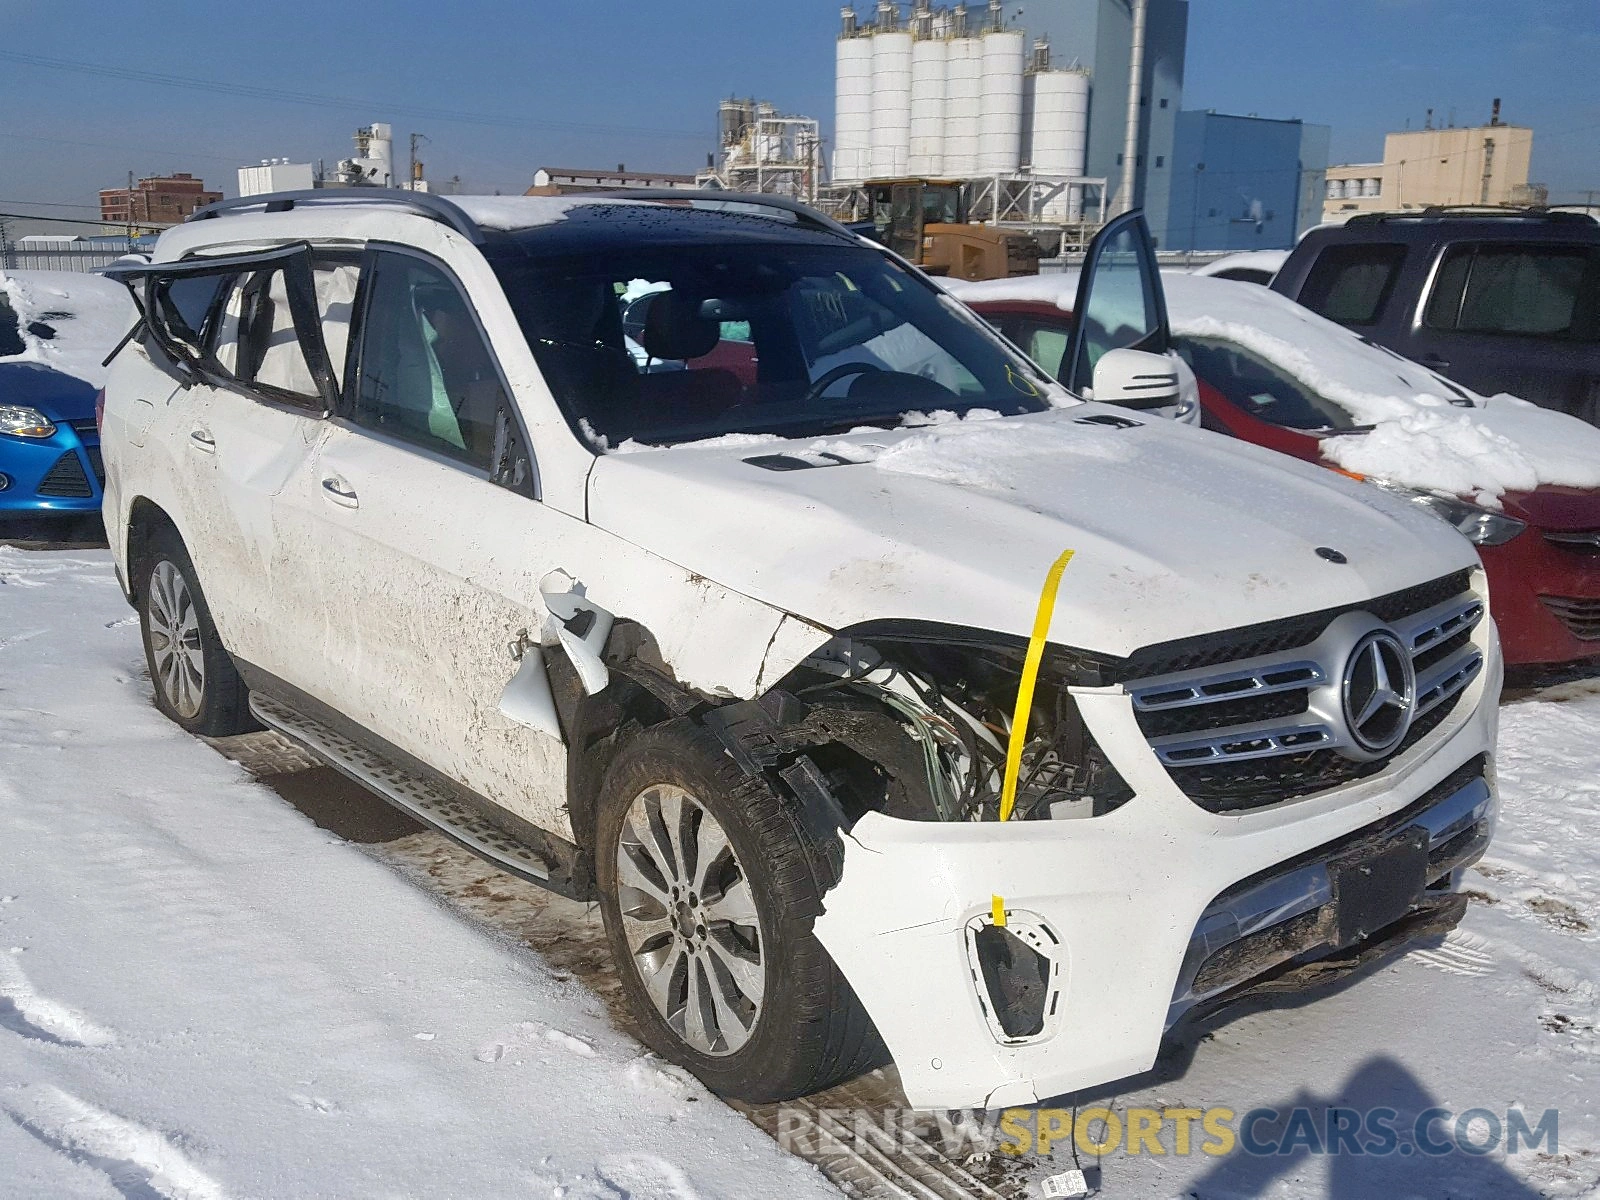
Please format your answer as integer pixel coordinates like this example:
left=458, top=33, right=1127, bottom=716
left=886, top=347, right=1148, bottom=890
left=812, top=672, right=1500, bottom=1112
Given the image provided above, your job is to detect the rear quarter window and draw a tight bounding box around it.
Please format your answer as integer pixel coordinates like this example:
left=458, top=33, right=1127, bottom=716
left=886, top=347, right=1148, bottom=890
left=1298, top=242, right=1408, bottom=327
left=1423, top=242, right=1600, bottom=341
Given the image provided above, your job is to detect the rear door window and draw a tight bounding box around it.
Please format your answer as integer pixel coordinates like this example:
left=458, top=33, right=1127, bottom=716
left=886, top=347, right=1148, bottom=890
left=213, top=266, right=334, bottom=407
left=1299, top=243, right=1407, bottom=326
left=1423, top=242, right=1600, bottom=341
left=113, top=246, right=338, bottom=409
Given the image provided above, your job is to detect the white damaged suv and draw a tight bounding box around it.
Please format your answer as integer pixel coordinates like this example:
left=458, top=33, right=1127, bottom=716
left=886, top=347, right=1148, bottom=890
left=101, top=192, right=1500, bottom=1109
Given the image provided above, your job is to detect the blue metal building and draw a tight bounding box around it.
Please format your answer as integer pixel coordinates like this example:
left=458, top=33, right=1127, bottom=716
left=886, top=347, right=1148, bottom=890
left=1162, top=111, right=1330, bottom=251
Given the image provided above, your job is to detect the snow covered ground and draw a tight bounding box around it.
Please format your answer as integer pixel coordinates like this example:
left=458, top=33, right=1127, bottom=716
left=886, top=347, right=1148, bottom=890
left=0, top=547, right=841, bottom=1200
left=4, top=545, right=1600, bottom=1199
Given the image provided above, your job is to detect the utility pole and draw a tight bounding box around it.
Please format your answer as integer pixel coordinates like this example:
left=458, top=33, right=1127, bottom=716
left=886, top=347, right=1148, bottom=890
left=408, top=133, right=430, bottom=192
left=0, top=214, right=12, bottom=272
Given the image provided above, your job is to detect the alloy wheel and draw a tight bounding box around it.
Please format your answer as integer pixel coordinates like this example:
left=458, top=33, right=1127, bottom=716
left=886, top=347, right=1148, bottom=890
left=614, top=783, right=765, bottom=1056
left=147, top=559, right=206, bottom=719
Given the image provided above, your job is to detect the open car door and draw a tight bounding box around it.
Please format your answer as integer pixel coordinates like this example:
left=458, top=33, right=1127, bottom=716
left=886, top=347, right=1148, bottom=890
left=1062, top=211, right=1176, bottom=405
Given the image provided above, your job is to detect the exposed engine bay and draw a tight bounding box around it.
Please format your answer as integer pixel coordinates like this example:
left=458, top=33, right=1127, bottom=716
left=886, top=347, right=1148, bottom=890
left=707, top=632, right=1134, bottom=827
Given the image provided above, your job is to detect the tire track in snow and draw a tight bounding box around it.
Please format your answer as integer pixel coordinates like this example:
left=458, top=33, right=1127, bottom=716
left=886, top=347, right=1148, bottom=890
left=0, top=953, right=117, bottom=1048
left=5, top=1086, right=228, bottom=1200
left=1404, top=929, right=1496, bottom=977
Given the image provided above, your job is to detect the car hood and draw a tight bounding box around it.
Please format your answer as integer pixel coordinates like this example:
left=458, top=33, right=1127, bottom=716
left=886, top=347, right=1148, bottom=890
left=586, top=408, right=1478, bottom=658
left=0, top=362, right=98, bottom=422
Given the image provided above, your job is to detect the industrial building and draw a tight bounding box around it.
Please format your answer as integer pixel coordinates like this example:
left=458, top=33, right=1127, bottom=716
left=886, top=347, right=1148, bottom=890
left=827, top=1, right=1328, bottom=251
left=831, top=0, right=1112, bottom=241
left=526, top=167, right=702, bottom=194
left=237, top=124, right=436, bottom=197
left=703, top=99, right=823, bottom=201
left=1164, top=111, right=1329, bottom=251
left=98, top=173, right=221, bottom=229
left=1018, top=0, right=1189, bottom=234
left=1324, top=105, right=1539, bottom=219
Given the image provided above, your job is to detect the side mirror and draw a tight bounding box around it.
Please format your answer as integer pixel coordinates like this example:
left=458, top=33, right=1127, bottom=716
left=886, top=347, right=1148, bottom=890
left=1089, top=348, right=1181, bottom=410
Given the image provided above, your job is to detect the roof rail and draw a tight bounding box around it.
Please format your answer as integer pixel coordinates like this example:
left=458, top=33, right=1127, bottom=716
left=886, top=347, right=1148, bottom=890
left=590, top=188, right=858, bottom=239
left=186, top=189, right=482, bottom=242
left=1347, top=205, right=1595, bottom=226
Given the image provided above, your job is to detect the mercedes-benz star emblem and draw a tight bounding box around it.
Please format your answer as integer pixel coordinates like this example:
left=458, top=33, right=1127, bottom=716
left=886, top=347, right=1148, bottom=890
left=1341, top=630, right=1416, bottom=755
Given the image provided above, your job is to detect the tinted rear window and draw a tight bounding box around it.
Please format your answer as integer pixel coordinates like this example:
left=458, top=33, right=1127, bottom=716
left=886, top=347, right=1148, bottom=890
left=1423, top=242, right=1600, bottom=341
left=1299, top=243, right=1407, bottom=326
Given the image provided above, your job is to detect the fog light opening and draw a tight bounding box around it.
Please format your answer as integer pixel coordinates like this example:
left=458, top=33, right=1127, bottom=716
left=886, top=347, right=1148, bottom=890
left=965, top=911, right=1064, bottom=1044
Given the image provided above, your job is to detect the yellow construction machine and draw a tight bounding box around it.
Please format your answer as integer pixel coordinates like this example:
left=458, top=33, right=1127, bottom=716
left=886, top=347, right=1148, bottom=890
left=860, top=179, right=1042, bottom=281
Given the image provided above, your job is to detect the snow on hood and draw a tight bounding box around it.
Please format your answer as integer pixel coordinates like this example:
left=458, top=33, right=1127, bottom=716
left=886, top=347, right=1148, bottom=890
left=948, top=271, right=1600, bottom=501
left=0, top=269, right=136, bottom=389
left=588, top=407, right=1475, bottom=657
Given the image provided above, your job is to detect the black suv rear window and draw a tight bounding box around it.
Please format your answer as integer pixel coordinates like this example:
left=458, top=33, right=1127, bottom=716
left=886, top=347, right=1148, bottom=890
left=1299, top=243, right=1407, bottom=326
left=1423, top=242, right=1600, bottom=341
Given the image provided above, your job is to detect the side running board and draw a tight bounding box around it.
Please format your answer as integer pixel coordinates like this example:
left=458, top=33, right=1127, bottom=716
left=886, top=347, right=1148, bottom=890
left=249, top=694, right=557, bottom=888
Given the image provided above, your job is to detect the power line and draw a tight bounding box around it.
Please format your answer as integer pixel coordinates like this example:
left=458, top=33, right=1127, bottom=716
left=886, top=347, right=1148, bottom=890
left=0, top=49, right=710, bottom=143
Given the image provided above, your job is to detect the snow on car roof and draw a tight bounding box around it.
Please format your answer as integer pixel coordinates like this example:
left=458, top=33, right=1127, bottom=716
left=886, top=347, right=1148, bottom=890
left=450, top=194, right=648, bottom=231
left=0, top=268, right=136, bottom=389
left=949, top=271, right=1600, bottom=501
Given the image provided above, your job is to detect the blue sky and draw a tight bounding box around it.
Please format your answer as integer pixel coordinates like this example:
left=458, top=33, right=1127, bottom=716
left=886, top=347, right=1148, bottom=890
left=1, top=0, right=1596, bottom=221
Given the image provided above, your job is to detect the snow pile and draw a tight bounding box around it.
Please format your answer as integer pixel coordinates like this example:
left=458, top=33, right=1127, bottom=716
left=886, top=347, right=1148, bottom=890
left=0, top=548, right=841, bottom=1200
left=1191, top=249, right=1289, bottom=280
left=948, top=271, right=1600, bottom=500
left=0, top=269, right=135, bottom=388
left=799, top=410, right=1135, bottom=486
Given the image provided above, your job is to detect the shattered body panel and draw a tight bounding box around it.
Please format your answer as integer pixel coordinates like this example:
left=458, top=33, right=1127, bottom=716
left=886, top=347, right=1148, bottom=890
left=815, top=647, right=1501, bottom=1109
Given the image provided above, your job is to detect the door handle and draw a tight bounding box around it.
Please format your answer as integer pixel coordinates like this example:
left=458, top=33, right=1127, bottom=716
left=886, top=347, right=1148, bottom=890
left=1420, top=353, right=1451, bottom=369
left=321, top=476, right=359, bottom=508
left=188, top=429, right=215, bottom=453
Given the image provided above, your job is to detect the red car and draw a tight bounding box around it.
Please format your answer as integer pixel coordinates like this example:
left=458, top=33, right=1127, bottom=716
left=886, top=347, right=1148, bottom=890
left=959, top=274, right=1600, bottom=670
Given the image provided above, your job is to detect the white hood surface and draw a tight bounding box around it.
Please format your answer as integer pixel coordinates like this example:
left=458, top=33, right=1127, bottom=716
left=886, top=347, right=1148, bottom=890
left=948, top=271, right=1600, bottom=503
left=588, top=408, right=1476, bottom=659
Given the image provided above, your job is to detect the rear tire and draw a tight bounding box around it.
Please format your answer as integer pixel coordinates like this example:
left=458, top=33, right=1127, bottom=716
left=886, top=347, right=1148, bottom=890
left=137, top=528, right=255, bottom=736
left=595, top=719, right=883, bottom=1102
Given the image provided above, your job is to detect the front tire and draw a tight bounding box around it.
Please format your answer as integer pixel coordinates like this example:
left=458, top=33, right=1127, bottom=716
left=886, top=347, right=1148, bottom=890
left=137, top=529, right=254, bottom=736
left=595, top=719, right=882, bottom=1102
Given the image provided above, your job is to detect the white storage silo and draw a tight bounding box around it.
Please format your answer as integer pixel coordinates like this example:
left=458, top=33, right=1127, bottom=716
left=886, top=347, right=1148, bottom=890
left=978, top=29, right=1025, bottom=174
left=1028, top=68, right=1090, bottom=218
left=834, top=35, right=875, bottom=184
left=870, top=29, right=913, bottom=178
left=1363, top=177, right=1382, bottom=198
left=943, top=37, right=983, bottom=176
left=908, top=36, right=948, bottom=176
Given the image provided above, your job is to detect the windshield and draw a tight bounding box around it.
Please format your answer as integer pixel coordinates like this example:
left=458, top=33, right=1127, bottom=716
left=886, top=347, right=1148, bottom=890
left=488, top=241, right=1056, bottom=447
left=1173, top=335, right=1362, bottom=432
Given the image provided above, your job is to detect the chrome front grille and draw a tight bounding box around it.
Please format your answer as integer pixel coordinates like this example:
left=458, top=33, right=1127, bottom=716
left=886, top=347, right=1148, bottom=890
left=1128, top=575, right=1485, bottom=812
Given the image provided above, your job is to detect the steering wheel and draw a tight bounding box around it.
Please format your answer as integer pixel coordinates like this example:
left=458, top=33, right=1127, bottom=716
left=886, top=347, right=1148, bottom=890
left=803, top=361, right=883, bottom=404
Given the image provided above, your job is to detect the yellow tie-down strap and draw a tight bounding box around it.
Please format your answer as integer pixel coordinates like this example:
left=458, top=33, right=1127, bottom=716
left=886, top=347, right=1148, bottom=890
left=999, top=548, right=1076, bottom=823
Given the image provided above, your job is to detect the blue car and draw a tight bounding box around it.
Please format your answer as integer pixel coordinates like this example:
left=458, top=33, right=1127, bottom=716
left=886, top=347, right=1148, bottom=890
left=0, top=362, right=104, bottom=515
left=1, top=270, right=134, bottom=522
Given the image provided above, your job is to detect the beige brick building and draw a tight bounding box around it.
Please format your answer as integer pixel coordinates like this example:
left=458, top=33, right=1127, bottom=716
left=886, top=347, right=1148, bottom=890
left=1323, top=123, right=1538, bottom=220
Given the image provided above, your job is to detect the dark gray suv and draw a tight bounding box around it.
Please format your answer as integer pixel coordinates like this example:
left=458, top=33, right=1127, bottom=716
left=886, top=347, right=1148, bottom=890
left=1273, top=208, right=1600, bottom=426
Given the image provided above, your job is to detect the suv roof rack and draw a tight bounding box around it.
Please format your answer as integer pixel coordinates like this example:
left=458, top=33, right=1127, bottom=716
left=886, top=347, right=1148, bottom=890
left=185, top=187, right=861, bottom=245
left=1347, top=205, right=1596, bottom=226
left=589, top=188, right=858, bottom=238
left=187, top=189, right=483, bottom=243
